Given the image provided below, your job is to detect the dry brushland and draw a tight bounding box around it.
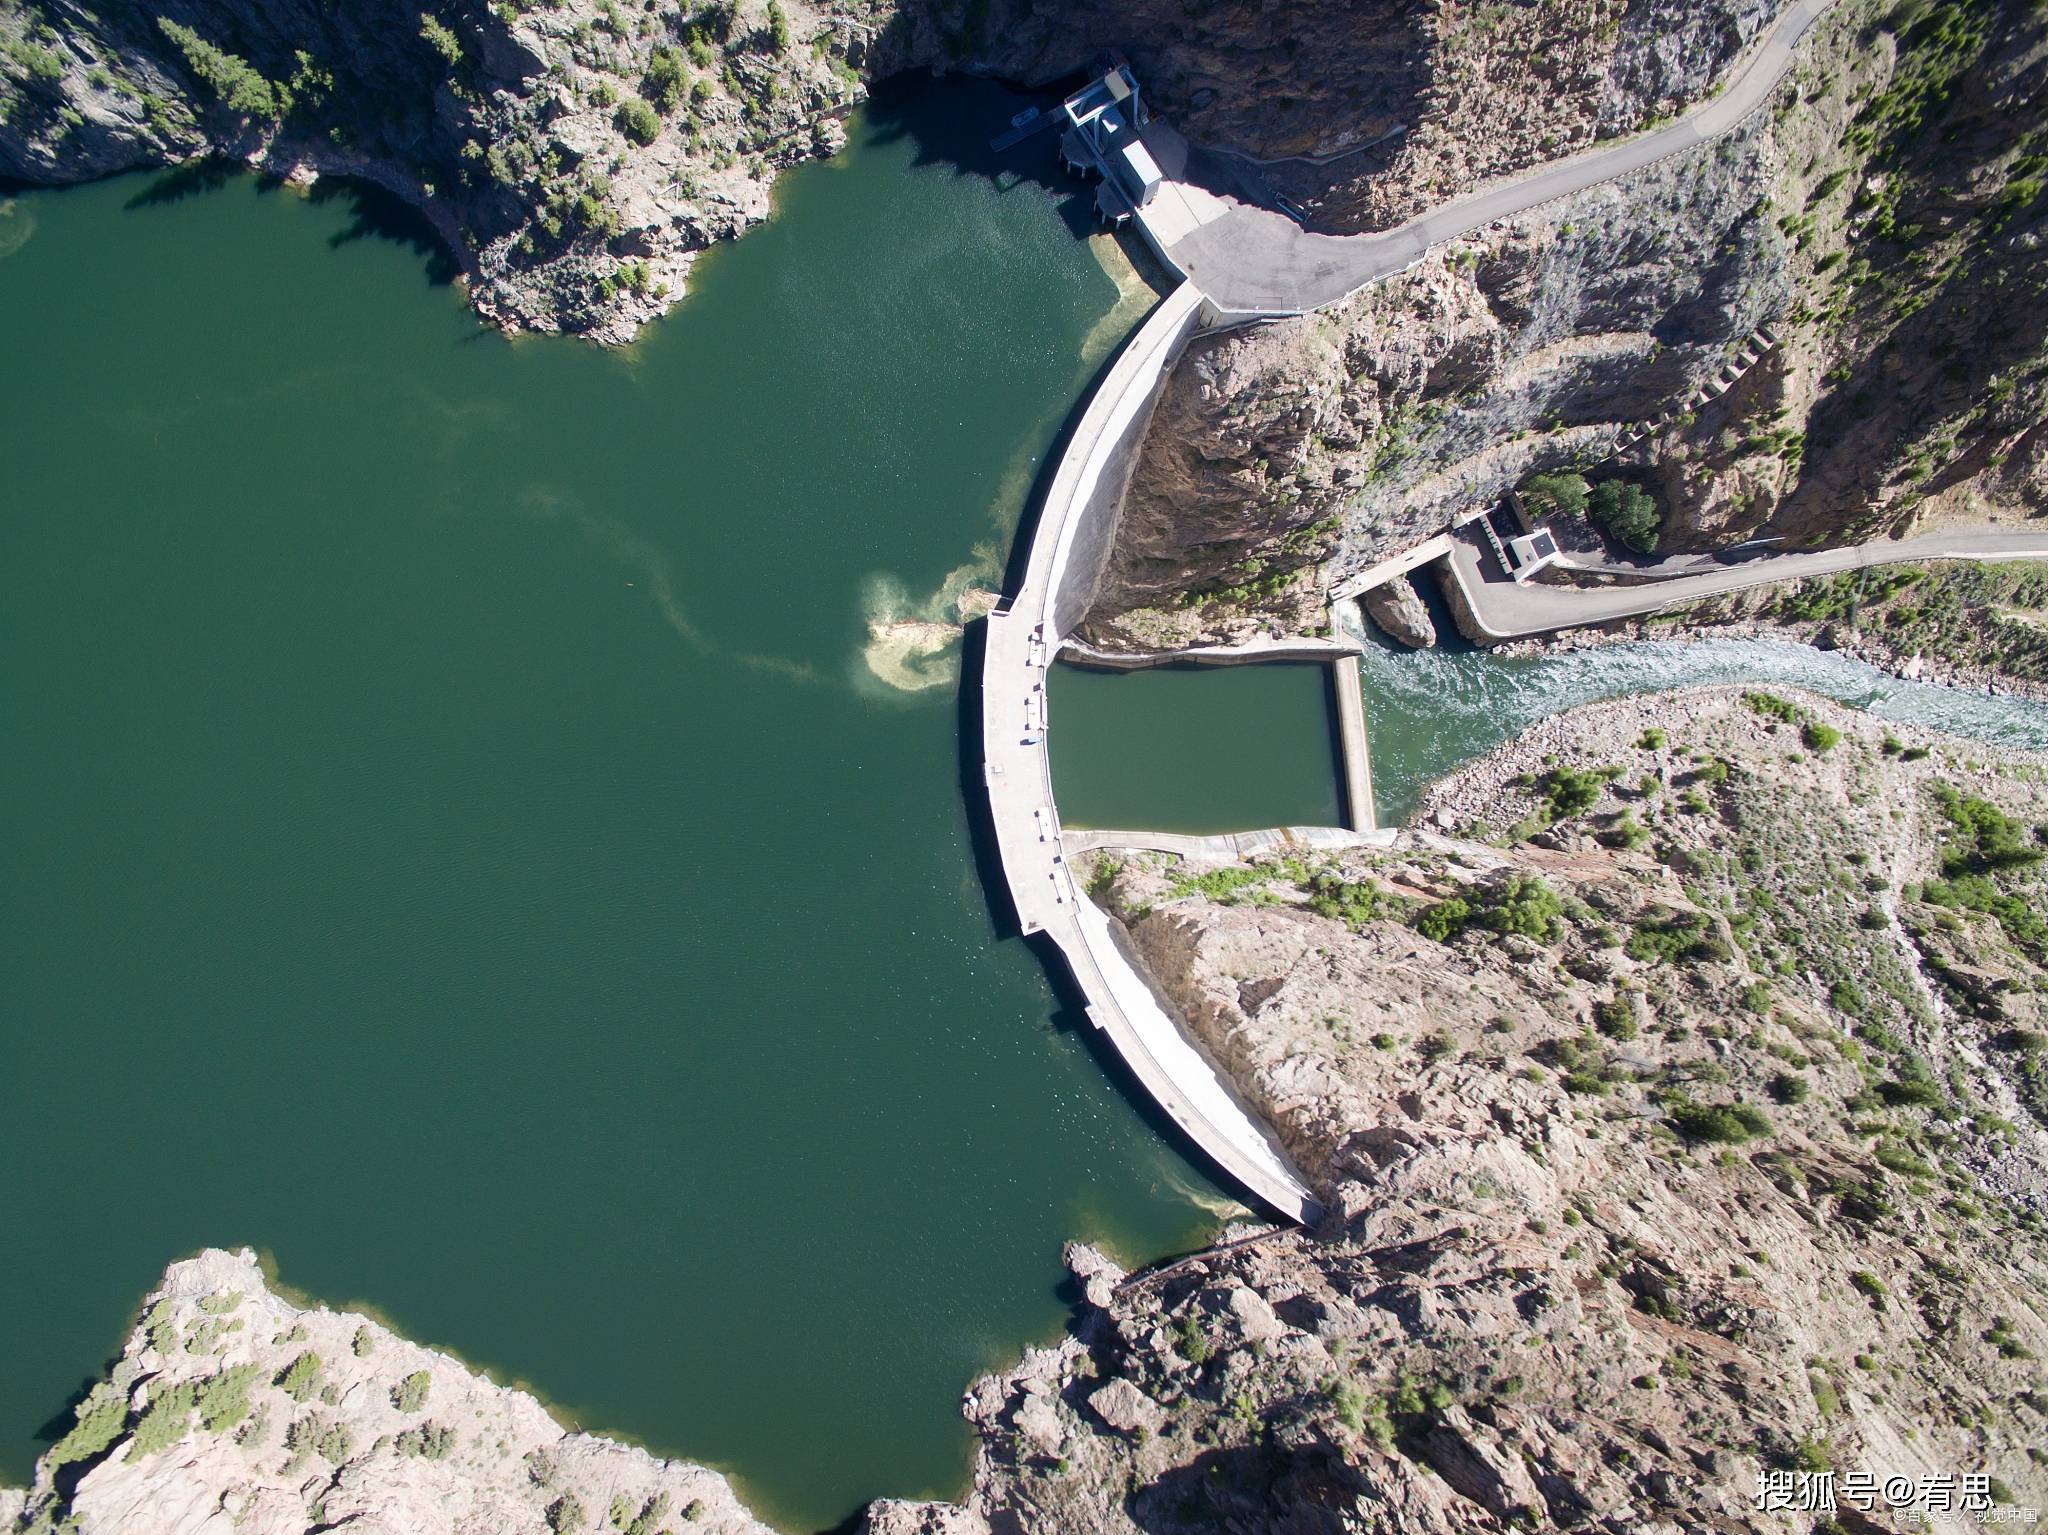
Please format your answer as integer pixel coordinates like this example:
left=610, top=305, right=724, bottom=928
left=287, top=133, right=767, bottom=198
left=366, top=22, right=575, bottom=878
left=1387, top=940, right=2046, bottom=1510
left=0, top=1250, right=768, bottom=1535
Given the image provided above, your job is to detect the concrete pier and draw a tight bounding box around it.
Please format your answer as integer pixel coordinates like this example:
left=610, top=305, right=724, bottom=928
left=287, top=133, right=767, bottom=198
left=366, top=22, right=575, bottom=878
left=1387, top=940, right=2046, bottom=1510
left=1332, top=654, right=1377, bottom=832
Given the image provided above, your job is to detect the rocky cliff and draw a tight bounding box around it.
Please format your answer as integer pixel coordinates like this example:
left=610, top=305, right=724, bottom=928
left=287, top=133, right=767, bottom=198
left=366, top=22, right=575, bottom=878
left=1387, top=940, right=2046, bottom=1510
left=1080, top=0, right=2048, bottom=650
left=927, top=687, right=2048, bottom=1531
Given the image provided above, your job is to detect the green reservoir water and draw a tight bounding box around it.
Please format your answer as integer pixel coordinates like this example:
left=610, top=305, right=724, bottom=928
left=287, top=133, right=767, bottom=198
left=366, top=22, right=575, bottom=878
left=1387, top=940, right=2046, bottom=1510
left=0, top=84, right=1226, bottom=1529
left=1049, top=663, right=1344, bottom=832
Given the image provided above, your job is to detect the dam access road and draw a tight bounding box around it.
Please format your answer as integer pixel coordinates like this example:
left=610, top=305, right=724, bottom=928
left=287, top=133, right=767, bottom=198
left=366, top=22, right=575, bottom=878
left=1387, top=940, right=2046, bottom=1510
left=982, top=0, right=1844, bottom=1224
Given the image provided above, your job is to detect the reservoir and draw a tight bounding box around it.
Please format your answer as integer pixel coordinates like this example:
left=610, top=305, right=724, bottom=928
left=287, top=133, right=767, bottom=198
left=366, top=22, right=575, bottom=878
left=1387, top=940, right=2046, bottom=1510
left=0, top=82, right=1220, bottom=1530
left=1049, top=662, right=1346, bottom=832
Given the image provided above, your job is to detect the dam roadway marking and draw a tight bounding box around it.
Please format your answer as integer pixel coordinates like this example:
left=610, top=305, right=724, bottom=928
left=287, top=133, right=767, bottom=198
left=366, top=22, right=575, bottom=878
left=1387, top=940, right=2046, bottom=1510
left=983, top=0, right=1845, bottom=1224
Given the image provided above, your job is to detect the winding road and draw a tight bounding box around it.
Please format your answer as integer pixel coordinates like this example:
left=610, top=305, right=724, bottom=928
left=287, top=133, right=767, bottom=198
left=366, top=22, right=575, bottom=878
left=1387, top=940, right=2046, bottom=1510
left=1135, top=0, right=1838, bottom=316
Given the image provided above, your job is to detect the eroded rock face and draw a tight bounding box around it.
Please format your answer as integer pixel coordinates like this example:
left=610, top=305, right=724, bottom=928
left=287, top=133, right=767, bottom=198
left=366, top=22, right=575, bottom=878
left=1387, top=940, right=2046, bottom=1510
left=932, top=688, right=2048, bottom=1532
left=14, top=1248, right=768, bottom=1535
left=1082, top=1, right=2048, bottom=648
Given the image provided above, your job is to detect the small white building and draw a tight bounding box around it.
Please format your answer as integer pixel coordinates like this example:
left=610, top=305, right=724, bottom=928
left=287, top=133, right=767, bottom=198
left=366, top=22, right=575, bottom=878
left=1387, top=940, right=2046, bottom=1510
left=1505, top=529, right=1561, bottom=583
left=1118, top=140, right=1162, bottom=207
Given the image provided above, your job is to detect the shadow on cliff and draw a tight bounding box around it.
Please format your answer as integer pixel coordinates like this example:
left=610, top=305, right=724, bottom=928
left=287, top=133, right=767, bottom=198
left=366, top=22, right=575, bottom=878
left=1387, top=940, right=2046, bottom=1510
left=116, top=157, right=458, bottom=285
left=861, top=70, right=1110, bottom=246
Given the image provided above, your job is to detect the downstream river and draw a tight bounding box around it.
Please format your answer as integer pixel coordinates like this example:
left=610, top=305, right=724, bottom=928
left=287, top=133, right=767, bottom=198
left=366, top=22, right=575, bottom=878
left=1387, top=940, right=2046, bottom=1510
left=0, top=83, right=1221, bottom=1529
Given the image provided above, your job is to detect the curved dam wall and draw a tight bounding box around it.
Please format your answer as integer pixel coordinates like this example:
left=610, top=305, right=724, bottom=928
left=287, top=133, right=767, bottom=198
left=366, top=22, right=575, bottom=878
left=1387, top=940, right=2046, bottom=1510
left=983, top=280, right=1324, bottom=1224
left=1043, top=285, right=1213, bottom=635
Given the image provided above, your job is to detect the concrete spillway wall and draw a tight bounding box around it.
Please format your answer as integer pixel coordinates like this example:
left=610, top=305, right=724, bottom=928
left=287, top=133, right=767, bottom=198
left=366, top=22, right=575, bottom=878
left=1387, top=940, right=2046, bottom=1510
left=983, top=280, right=1324, bottom=1224
left=1044, top=287, right=1213, bottom=635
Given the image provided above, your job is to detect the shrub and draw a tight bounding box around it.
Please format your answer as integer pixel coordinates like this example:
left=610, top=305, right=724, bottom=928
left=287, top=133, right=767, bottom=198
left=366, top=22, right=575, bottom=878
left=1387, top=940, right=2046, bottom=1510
left=157, top=19, right=284, bottom=117
left=615, top=96, right=661, bottom=146
left=1476, top=875, right=1564, bottom=940
left=1848, top=1270, right=1887, bottom=1299
left=419, top=13, right=463, bottom=66
left=1175, top=1312, right=1210, bottom=1364
left=197, top=1364, right=263, bottom=1432
left=1802, top=722, right=1842, bottom=752
left=1519, top=471, right=1589, bottom=522
left=1594, top=997, right=1638, bottom=1040
left=48, top=1383, right=130, bottom=1469
left=1669, top=1098, right=1772, bottom=1143
left=1539, top=765, right=1612, bottom=819
left=1878, top=1074, right=1942, bottom=1108
left=1768, top=1071, right=1809, bottom=1104
left=645, top=44, right=687, bottom=112
left=1417, top=897, right=1471, bottom=943
left=352, top=1326, right=375, bottom=1358
left=392, top=1370, right=432, bottom=1413
left=396, top=1421, right=456, bottom=1459
left=130, top=1381, right=198, bottom=1457
left=276, top=1351, right=322, bottom=1402
left=1626, top=908, right=1728, bottom=965
left=547, top=1493, right=588, bottom=1535
left=1589, top=480, right=1660, bottom=553
left=764, top=0, right=791, bottom=51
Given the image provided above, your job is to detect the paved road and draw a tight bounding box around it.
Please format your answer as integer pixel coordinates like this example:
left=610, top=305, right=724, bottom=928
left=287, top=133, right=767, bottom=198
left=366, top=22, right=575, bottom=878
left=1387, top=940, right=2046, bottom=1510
left=1444, top=525, right=2048, bottom=642
left=1144, top=0, right=1837, bottom=316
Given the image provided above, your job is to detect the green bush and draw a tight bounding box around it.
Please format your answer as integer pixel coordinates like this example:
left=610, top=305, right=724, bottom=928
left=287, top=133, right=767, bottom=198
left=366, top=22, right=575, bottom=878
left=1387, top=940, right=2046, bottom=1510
left=1589, top=480, right=1660, bottom=553
left=1743, top=691, right=1802, bottom=724
left=615, top=96, right=661, bottom=146
left=1768, top=1071, right=1809, bottom=1104
left=276, top=1351, right=322, bottom=1402
left=645, top=43, right=687, bottom=112
left=1539, top=765, right=1612, bottom=819
left=156, top=19, right=283, bottom=117
left=197, top=1364, right=263, bottom=1432
left=1594, top=997, right=1638, bottom=1040
left=1416, top=897, right=1471, bottom=943
left=1476, top=875, right=1564, bottom=940
left=764, top=0, right=791, bottom=51
left=48, top=1383, right=130, bottom=1469
left=396, top=1421, right=456, bottom=1459
left=392, top=1370, right=431, bottom=1413
left=1802, top=722, right=1842, bottom=752
left=1626, top=908, right=1728, bottom=965
left=131, top=1381, right=197, bottom=1457
left=418, top=13, right=463, bottom=66
left=1668, top=1098, right=1772, bottom=1143
left=1519, top=471, right=1589, bottom=522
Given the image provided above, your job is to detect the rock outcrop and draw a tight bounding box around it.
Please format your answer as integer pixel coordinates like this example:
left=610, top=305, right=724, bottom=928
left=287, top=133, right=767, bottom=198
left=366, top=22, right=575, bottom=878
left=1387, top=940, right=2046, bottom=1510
left=1361, top=575, right=1435, bottom=648
left=10, top=1248, right=767, bottom=1535
left=1080, top=0, right=2048, bottom=649
left=931, top=688, right=2048, bottom=1530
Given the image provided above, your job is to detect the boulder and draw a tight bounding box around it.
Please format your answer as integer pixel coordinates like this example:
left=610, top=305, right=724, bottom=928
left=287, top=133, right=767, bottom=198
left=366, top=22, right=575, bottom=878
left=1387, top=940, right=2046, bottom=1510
left=1363, top=577, right=1438, bottom=648
left=1087, top=1379, right=1166, bottom=1436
